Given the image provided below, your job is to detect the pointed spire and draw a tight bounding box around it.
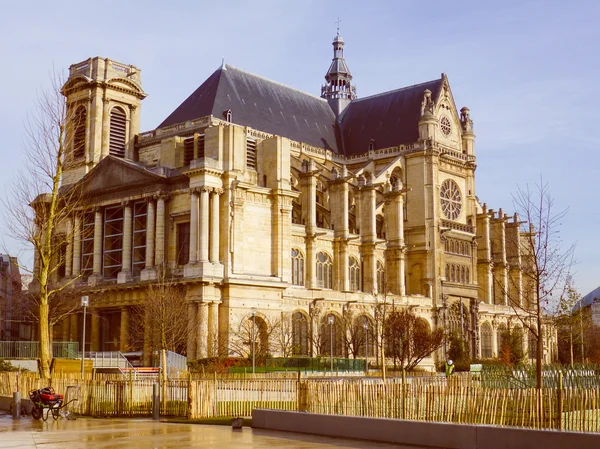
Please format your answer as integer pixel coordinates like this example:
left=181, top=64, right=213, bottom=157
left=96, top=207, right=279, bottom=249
left=321, top=23, right=357, bottom=116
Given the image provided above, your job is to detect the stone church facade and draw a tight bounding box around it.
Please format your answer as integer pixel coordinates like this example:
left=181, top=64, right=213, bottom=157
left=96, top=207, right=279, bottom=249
left=48, top=33, right=557, bottom=367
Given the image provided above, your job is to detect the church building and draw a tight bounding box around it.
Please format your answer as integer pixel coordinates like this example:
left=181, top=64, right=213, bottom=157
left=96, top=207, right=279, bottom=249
left=49, top=32, right=557, bottom=368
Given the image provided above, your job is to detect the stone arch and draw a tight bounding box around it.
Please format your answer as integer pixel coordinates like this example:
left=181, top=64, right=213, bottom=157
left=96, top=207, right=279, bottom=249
left=354, top=314, right=375, bottom=358
left=319, top=312, right=344, bottom=357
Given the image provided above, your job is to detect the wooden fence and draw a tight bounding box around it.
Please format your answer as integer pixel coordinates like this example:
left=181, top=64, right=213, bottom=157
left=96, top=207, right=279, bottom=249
left=1, top=372, right=598, bottom=432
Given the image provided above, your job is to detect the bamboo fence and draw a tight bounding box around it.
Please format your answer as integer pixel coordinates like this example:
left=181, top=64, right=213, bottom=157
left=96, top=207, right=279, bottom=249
left=1, top=372, right=598, bottom=432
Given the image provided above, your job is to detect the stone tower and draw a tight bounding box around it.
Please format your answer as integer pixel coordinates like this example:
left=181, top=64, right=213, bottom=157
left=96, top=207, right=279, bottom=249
left=321, top=31, right=357, bottom=116
left=61, top=57, right=146, bottom=185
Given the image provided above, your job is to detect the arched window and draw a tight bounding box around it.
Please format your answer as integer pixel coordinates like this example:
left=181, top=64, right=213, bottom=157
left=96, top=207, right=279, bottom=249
left=109, top=106, right=127, bottom=158
left=445, top=264, right=450, bottom=280
left=72, top=105, right=86, bottom=158
left=291, top=249, right=304, bottom=286
left=497, top=323, right=508, bottom=355
left=292, top=312, right=309, bottom=356
left=466, top=267, right=470, bottom=284
left=316, top=252, right=333, bottom=289
left=356, top=315, right=373, bottom=358
left=450, top=265, right=456, bottom=282
left=376, top=260, right=385, bottom=293
left=481, top=322, right=493, bottom=358
left=349, top=257, right=361, bottom=292
left=320, top=313, right=343, bottom=357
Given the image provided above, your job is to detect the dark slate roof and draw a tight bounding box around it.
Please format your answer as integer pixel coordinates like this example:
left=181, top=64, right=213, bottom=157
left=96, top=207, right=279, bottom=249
left=158, top=65, right=444, bottom=157
left=338, top=79, right=443, bottom=156
left=159, top=64, right=339, bottom=151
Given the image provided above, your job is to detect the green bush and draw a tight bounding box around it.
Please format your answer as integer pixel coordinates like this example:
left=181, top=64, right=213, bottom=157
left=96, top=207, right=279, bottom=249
left=0, top=360, right=22, bottom=372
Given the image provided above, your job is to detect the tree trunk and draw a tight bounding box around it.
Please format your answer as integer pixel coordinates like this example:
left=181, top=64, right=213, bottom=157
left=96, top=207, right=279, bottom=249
left=39, top=300, right=51, bottom=379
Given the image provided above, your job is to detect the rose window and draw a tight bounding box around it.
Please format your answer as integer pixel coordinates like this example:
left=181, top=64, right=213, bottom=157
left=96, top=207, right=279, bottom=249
left=440, top=179, right=462, bottom=220
left=440, top=116, right=451, bottom=136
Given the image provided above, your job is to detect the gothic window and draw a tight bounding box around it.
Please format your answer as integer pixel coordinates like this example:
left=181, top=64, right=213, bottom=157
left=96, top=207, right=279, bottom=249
left=466, top=267, right=470, bottom=284
left=497, top=323, right=508, bottom=354
left=445, top=264, right=450, bottom=280
left=320, top=313, right=343, bottom=357
left=246, top=138, right=257, bottom=171
left=72, top=105, right=86, bottom=158
left=176, top=222, right=190, bottom=267
left=81, top=212, right=95, bottom=277
left=481, top=322, right=493, bottom=358
left=132, top=201, right=147, bottom=277
left=356, top=315, right=373, bottom=358
left=440, top=179, right=462, bottom=221
left=292, top=312, right=308, bottom=356
left=316, top=252, right=333, bottom=289
left=291, top=248, right=304, bottom=286
left=376, top=214, right=384, bottom=239
left=103, top=205, right=124, bottom=279
left=109, top=106, right=127, bottom=158
left=376, top=260, right=385, bottom=293
left=349, top=257, right=361, bottom=292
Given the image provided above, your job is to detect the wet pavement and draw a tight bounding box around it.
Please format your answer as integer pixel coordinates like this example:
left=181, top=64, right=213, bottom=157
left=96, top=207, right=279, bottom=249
left=0, top=413, right=420, bottom=448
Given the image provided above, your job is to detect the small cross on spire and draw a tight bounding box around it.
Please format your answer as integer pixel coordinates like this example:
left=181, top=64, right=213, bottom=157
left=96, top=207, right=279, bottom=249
left=336, top=17, right=342, bottom=34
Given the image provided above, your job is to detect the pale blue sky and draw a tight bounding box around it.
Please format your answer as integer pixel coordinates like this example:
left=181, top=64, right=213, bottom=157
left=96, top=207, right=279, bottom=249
left=0, top=0, right=598, bottom=295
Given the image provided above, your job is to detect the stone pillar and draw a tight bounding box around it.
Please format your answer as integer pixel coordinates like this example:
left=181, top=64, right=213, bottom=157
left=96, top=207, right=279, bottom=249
left=101, top=97, right=110, bottom=158
left=118, top=201, right=132, bottom=282
left=208, top=301, right=219, bottom=356
left=360, top=186, right=377, bottom=293
left=331, top=169, right=350, bottom=292
left=197, top=302, right=208, bottom=358
left=384, top=187, right=406, bottom=295
left=90, top=208, right=103, bottom=282
left=65, top=218, right=73, bottom=277
left=91, top=312, right=100, bottom=351
left=210, top=189, right=221, bottom=263
left=119, top=307, right=129, bottom=352
left=271, top=191, right=294, bottom=281
left=187, top=303, right=197, bottom=360
left=491, top=319, right=499, bottom=358
left=199, top=187, right=210, bottom=262
left=154, top=193, right=167, bottom=266
left=300, top=160, right=318, bottom=289
left=145, top=199, right=156, bottom=268
left=189, top=189, right=199, bottom=264
left=72, top=214, right=81, bottom=276
left=470, top=298, right=481, bottom=359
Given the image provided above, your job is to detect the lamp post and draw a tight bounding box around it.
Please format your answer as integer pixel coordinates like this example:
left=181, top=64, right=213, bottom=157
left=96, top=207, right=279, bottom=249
left=328, top=315, right=334, bottom=375
left=80, top=296, right=89, bottom=377
left=364, top=322, right=369, bottom=373
left=251, top=308, right=257, bottom=374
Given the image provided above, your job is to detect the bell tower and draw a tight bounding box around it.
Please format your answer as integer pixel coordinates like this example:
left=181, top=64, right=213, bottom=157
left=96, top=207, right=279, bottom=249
left=61, top=57, right=146, bottom=185
left=321, top=28, right=357, bottom=116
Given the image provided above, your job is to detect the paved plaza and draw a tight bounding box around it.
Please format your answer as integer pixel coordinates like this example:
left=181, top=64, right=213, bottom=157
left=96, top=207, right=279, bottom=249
left=0, top=413, right=424, bottom=448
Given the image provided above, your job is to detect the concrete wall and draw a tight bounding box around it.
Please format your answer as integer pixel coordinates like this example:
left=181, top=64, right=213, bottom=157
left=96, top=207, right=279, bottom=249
left=0, top=395, right=33, bottom=414
left=252, top=409, right=600, bottom=449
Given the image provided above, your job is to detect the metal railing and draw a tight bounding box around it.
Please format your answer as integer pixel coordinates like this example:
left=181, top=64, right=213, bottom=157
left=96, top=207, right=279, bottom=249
left=0, top=341, right=79, bottom=359
left=266, top=357, right=366, bottom=372
left=82, top=351, right=134, bottom=370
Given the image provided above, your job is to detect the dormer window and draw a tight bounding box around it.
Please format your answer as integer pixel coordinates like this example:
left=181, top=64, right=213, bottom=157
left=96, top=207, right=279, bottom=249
left=224, top=109, right=232, bottom=122
left=369, top=139, right=375, bottom=151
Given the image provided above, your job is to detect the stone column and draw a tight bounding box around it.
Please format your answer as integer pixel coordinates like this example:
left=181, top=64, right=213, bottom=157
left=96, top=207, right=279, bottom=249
left=199, top=187, right=210, bottom=262
left=154, top=193, right=167, bottom=266
left=101, top=97, right=110, bottom=158
left=118, top=201, right=132, bottom=282
left=209, top=189, right=221, bottom=263
left=72, top=214, right=81, bottom=276
left=384, top=188, right=406, bottom=295
left=119, top=307, right=129, bottom=352
left=65, top=218, right=73, bottom=277
left=470, top=298, right=481, bottom=359
left=146, top=199, right=156, bottom=267
left=300, top=160, right=318, bottom=288
left=360, top=186, right=377, bottom=293
left=91, top=312, right=100, bottom=351
left=189, top=189, right=199, bottom=264
left=208, top=301, right=219, bottom=356
left=197, top=302, right=208, bottom=358
left=491, top=319, right=499, bottom=358
left=331, top=170, right=350, bottom=292
left=91, top=208, right=103, bottom=279
left=187, top=303, right=197, bottom=360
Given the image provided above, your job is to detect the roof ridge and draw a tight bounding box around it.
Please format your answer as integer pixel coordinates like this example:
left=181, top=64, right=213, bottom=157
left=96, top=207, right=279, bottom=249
left=351, top=78, right=442, bottom=103
left=223, top=63, right=329, bottom=103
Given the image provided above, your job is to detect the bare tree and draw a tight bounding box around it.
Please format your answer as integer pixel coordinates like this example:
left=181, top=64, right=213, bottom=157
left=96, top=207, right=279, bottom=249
left=3, top=72, right=86, bottom=378
left=130, top=264, right=189, bottom=374
left=272, top=313, right=295, bottom=357
left=384, top=308, right=444, bottom=371
left=228, top=312, right=281, bottom=359
left=501, top=179, right=574, bottom=389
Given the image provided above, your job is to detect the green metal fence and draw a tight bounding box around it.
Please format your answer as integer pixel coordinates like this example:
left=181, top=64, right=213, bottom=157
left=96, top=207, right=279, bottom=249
left=266, top=357, right=366, bottom=372
left=0, top=341, right=79, bottom=359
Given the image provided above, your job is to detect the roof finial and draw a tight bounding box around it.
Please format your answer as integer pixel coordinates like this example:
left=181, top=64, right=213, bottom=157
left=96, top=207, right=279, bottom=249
left=336, top=17, right=342, bottom=35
